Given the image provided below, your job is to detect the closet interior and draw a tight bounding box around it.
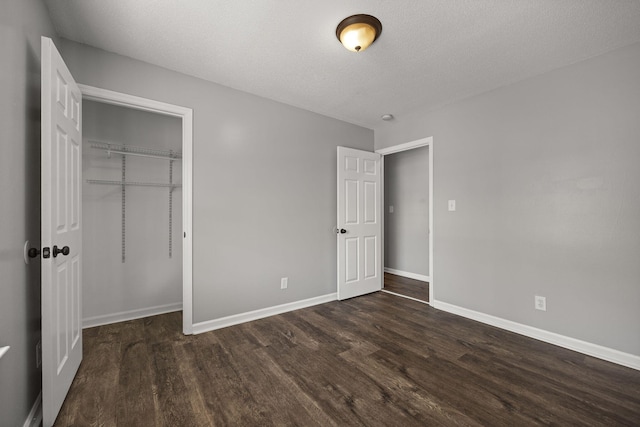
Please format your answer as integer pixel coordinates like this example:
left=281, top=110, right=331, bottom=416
left=82, top=100, right=183, bottom=324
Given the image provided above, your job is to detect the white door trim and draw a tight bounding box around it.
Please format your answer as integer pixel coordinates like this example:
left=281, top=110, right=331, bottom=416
left=376, top=136, right=433, bottom=305
left=78, top=84, right=194, bottom=334
left=376, top=137, right=432, bottom=155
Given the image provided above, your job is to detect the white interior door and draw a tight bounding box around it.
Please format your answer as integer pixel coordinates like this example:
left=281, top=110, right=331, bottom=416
left=41, top=36, right=83, bottom=427
left=337, top=146, right=382, bottom=299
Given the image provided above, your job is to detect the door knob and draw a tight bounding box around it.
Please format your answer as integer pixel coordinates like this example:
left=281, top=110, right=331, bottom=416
left=53, top=245, right=70, bottom=257
left=23, top=240, right=41, bottom=264
left=28, top=248, right=41, bottom=258
left=338, top=228, right=347, bottom=234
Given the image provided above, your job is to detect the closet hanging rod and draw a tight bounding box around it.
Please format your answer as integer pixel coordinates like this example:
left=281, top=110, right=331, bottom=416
left=100, top=148, right=180, bottom=161
left=88, top=141, right=182, bottom=160
left=86, top=179, right=182, bottom=189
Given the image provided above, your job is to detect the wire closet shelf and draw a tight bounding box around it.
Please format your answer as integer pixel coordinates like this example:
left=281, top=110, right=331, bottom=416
left=86, top=140, right=182, bottom=262
left=89, top=140, right=182, bottom=160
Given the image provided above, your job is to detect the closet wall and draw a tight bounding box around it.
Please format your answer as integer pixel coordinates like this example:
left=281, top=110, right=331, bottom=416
left=82, top=100, right=182, bottom=324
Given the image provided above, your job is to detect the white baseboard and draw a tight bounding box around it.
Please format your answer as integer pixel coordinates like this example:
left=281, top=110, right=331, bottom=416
left=83, top=302, right=182, bottom=329
left=384, top=267, right=430, bottom=282
left=193, top=293, right=337, bottom=334
left=432, top=300, right=640, bottom=371
left=23, top=392, right=42, bottom=427
left=381, top=290, right=429, bottom=305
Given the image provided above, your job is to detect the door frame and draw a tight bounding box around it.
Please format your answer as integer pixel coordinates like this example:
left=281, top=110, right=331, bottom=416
left=376, top=137, right=434, bottom=305
left=78, top=84, right=194, bottom=334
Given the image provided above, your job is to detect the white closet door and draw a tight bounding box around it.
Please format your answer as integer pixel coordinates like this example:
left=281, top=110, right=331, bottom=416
left=41, top=36, right=83, bottom=427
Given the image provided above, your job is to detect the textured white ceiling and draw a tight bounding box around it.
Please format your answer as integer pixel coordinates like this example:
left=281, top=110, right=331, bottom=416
left=44, top=0, right=640, bottom=129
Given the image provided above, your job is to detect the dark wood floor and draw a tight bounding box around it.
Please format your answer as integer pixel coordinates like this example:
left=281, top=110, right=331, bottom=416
left=55, top=292, right=640, bottom=426
left=383, top=272, right=429, bottom=302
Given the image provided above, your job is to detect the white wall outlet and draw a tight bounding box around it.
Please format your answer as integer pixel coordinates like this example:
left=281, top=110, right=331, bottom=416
left=389, top=205, right=394, bottom=213
left=36, top=340, right=42, bottom=368
left=448, top=200, right=456, bottom=211
left=280, top=277, right=288, bottom=289
left=535, top=295, right=547, bottom=311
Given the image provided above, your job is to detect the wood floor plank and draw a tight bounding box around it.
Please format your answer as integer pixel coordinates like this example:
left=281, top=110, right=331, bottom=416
left=149, top=341, right=208, bottom=426
left=173, top=342, right=218, bottom=427
left=383, top=272, right=429, bottom=302
left=456, top=350, right=637, bottom=425
left=114, top=320, right=158, bottom=427
left=224, top=319, right=334, bottom=426
left=142, top=311, right=186, bottom=344
left=187, top=332, right=273, bottom=426
left=54, top=292, right=640, bottom=426
left=53, top=322, right=122, bottom=426
left=255, top=327, right=418, bottom=426
left=251, top=347, right=340, bottom=427
left=334, top=296, right=470, bottom=360
left=251, top=310, right=434, bottom=425
left=338, top=345, right=483, bottom=426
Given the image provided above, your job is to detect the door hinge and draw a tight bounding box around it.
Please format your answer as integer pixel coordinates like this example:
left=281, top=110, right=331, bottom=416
left=42, top=247, right=51, bottom=259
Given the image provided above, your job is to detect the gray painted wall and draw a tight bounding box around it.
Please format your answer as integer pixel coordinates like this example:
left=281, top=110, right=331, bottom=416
left=384, top=146, right=429, bottom=276
left=375, top=42, right=640, bottom=356
left=82, top=101, right=182, bottom=321
left=0, top=0, right=57, bottom=425
left=59, top=39, right=374, bottom=324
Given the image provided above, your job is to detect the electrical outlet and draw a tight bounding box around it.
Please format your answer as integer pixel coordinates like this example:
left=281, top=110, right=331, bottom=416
left=36, top=340, right=42, bottom=368
left=281, top=277, right=288, bottom=289
left=535, top=295, right=546, bottom=311
left=389, top=205, right=394, bottom=213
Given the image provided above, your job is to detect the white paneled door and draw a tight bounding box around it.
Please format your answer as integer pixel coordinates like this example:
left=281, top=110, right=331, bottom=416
left=41, top=36, right=83, bottom=427
left=337, top=147, right=382, bottom=300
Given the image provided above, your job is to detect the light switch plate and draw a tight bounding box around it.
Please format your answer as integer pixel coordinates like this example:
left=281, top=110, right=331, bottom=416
left=448, top=200, right=456, bottom=211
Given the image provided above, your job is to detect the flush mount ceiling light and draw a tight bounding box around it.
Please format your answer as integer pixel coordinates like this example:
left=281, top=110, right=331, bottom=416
left=336, top=14, right=382, bottom=52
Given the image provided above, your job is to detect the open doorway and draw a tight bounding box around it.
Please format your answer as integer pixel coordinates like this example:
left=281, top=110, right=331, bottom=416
left=377, top=137, right=433, bottom=305
left=79, top=85, right=194, bottom=334
left=82, top=100, right=182, bottom=327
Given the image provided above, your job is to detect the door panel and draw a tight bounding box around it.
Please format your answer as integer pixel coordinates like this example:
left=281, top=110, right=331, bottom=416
left=337, top=147, right=381, bottom=300
left=364, top=181, right=376, bottom=223
left=71, top=137, right=80, bottom=229
left=55, top=129, right=67, bottom=233
left=364, top=236, right=377, bottom=279
left=345, top=237, right=359, bottom=283
left=42, top=36, right=83, bottom=427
